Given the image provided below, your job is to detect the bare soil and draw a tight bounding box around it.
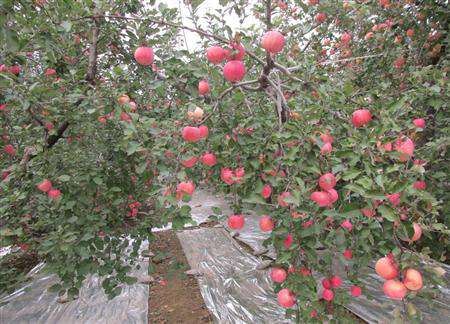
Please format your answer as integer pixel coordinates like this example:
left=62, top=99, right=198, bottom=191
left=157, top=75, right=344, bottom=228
left=148, top=230, right=213, bottom=324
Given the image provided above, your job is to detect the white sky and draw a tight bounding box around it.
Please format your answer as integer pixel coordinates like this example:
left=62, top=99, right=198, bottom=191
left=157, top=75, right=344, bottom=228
left=158, top=0, right=258, bottom=51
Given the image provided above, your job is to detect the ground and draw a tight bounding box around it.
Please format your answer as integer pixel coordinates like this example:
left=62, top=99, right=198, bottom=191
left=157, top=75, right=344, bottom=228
left=148, top=230, right=213, bottom=324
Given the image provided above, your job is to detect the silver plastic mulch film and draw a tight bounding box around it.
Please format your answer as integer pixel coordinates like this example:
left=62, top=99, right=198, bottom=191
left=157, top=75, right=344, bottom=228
left=179, top=189, right=450, bottom=324
left=178, top=227, right=292, bottom=324
left=0, top=240, right=149, bottom=324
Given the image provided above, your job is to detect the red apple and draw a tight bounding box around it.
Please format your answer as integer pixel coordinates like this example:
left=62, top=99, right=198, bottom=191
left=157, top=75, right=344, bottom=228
left=322, top=278, right=331, bottom=289
left=341, top=32, right=352, bottom=43
left=270, top=267, right=287, bottom=283
left=403, top=269, right=423, bottom=291
left=261, top=184, right=272, bottom=199
left=206, top=46, right=225, bottom=64
left=413, top=118, right=425, bottom=128
left=352, top=109, right=372, bottom=127
left=278, top=192, right=291, bottom=207
left=321, top=142, right=332, bottom=155
left=284, top=233, right=293, bottom=248
left=228, top=214, right=244, bottom=230
left=375, top=256, right=399, bottom=280
left=3, top=144, right=16, bottom=156
left=413, top=181, right=426, bottom=190
left=341, top=220, right=353, bottom=231
left=225, top=43, right=245, bottom=61
left=310, top=191, right=331, bottom=207
left=198, top=125, right=209, bottom=139
left=350, top=285, right=362, bottom=297
left=259, top=215, right=274, bottom=232
left=177, top=181, right=195, bottom=196
left=201, top=153, right=217, bottom=166
left=383, top=280, right=407, bottom=300
left=181, top=156, right=198, bottom=168
left=322, top=289, right=334, bottom=301
left=277, top=288, right=295, bottom=308
left=343, top=249, right=353, bottom=260
left=182, top=126, right=201, bottom=142
left=318, top=173, right=336, bottom=190
left=330, top=275, right=342, bottom=288
left=395, top=137, right=414, bottom=161
left=48, top=189, right=61, bottom=199
left=223, top=60, right=246, bottom=82
left=134, top=46, right=154, bottom=66
left=37, top=179, right=52, bottom=192
left=401, top=223, right=422, bottom=242
left=261, top=31, right=285, bottom=54
left=316, top=13, right=327, bottom=24
left=198, top=80, right=210, bottom=95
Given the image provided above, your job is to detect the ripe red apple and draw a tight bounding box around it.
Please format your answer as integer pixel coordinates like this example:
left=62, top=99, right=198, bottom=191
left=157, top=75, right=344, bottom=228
left=315, top=13, right=327, bottom=23
left=395, top=137, right=414, bottom=161
left=278, top=192, right=291, bottom=207
left=134, top=46, right=154, bottom=66
left=182, top=126, right=201, bottom=142
left=341, top=220, right=353, bottom=231
left=284, top=233, right=293, bottom=248
left=261, top=31, right=285, bottom=54
left=198, top=80, right=210, bottom=95
left=259, top=215, right=274, bottom=232
left=270, top=267, right=287, bottom=283
left=386, top=192, right=401, bottom=206
left=221, top=168, right=234, bottom=185
left=206, top=46, right=225, bottom=64
left=223, top=60, right=246, bottom=82
left=3, top=144, right=16, bottom=156
left=319, top=132, right=332, bottom=146
left=318, top=173, right=336, bottom=190
left=45, top=68, right=56, bottom=76
left=383, top=280, right=407, bottom=300
left=48, top=189, right=61, bottom=199
left=322, top=289, right=334, bottom=301
left=322, top=278, right=331, bottom=289
left=341, top=32, right=352, bottom=43
left=277, top=288, right=295, bottom=308
left=352, top=109, right=372, bottom=127
left=330, top=275, right=342, bottom=288
left=118, top=94, right=130, bottom=105
left=375, top=256, right=399, bottom=280
left=228, top=214, right=245, bottom=230
left=181, top=156, right=198, bottom=168
left=321, top=142, right=332, bottom=155
left=401, top=223, right=422, bottom=242
left=308, top=0, right=319, bottom=5
left=406, top=28, right=414, bottom=37
left=403, top=268, right=423, bottom=291
left=225, top=43, right=245, bottom=61
left=37, top=179, right=52, bottom=192
left=177, top=181, right=195, bottom=196
left=365, top=32, right=374, bottom=40
left=128, top=101, right=137, bottom=112
left=413, top=118, right=425, bottom=128
left=261, top=184, right=272, bottom=199
left=201, top=153, right=217, bottom=166
left=326, top=189, right=338, bottom=205
left=413, top=181, right=426, bottom=190
left=351, top=285, right=362, bottom=297
left=120, top=112, right=131, bottom=122
left=9, top=65, right=21, bottom=75
left=310, top=191, right=331, bottom=207
left=198, top=125, right=209, bottom=139
left=343, top=249, right=353, bottom=260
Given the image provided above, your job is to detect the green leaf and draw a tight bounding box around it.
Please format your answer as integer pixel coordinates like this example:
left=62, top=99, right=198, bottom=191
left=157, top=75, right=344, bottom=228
left=377, top=205, right=397, bottom=222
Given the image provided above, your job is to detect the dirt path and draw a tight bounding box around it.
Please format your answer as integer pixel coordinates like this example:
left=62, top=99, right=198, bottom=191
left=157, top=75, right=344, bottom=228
left=148, top=230, right=213, bottom=324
